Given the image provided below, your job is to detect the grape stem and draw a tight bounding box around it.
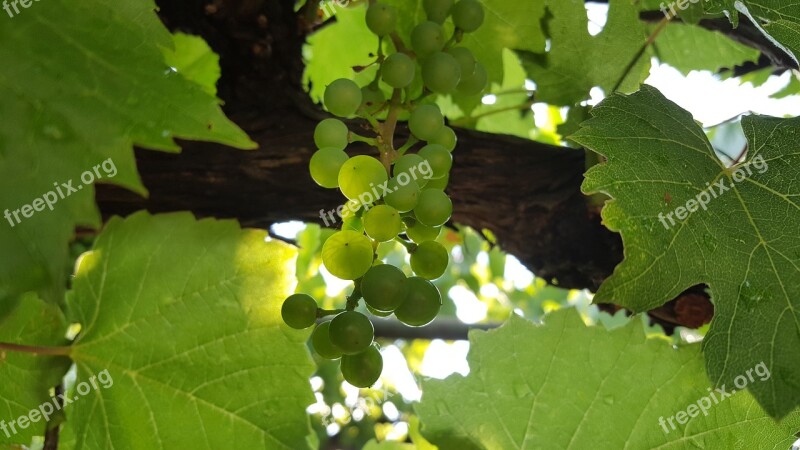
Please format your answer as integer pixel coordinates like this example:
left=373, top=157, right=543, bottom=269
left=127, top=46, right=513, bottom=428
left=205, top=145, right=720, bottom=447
left=394, top=236, right=417, bottom=252
left=396, top=136, right=419, bottom=156
left=345, top=279, right=363, bottom=311
left=317, top=308, right=346, bottom=318
left=377, top=89, right=403, bottom=173
left=349, top=131, right=378, bottom=146
left=0, top=341, right=71, bottom=356
left=451, top=99, right=535, bottom=127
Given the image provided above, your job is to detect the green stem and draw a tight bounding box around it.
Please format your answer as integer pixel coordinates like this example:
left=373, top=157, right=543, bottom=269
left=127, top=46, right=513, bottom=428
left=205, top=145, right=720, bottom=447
left=396, top=136, right=419, bottom=156
left=0, top=342, right=71, bottom=356
left=451, top=99, right=535, bottom=127
left=345, top=280, right=363, bottom=311
left=317, top=308, right=346, bottom=318
left=611, top=16, right=670, bottom=93
left=394, top=236, right=417, bottom=253
left=349, top=132, right=378, bottom=146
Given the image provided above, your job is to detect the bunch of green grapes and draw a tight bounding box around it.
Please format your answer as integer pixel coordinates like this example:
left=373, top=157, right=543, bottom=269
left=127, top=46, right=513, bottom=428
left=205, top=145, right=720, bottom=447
left=282, top=0, right=487, bottom=389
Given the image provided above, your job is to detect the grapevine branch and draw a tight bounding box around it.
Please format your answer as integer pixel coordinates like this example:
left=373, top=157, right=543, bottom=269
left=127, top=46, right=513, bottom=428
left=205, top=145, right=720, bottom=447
left=0, top=342, right=71, bottom=356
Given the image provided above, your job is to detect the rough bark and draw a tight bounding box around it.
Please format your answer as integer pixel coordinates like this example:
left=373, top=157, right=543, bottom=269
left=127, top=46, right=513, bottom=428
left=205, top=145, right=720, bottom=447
left=97, top=0, right=623, bottom=291
left=92, top=0, right=772, bottom=329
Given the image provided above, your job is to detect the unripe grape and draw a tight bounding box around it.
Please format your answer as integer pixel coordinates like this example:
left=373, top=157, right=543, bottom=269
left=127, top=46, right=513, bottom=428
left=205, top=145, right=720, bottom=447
left=384, top=177, right=420, bottom=212
left=366, top=3, right=397, bottom=36
left=324, top=79, right=363, bottom=117
left=452, top=0, right=484, bottom=32
left=341, top=345, right=383, bottom=388
left=362, top=264, right=408, bottom=312
left=363, top=205, right=402, bottom=241
left=367, top=305, right=393, bottom=317
left=322, top=230, right=374, bottom=280
left=424, top=0, right=454, bottom=23
left=457, top=61, right=487, bottom=96
left=395, top=277, right=442, bottom=326
left=312, top=321, right=343, bottom=359
left=314, top=118, right=349, bottom=151
left=418, top=144, right=452, bottom=179
left=330, top=311, right=374, bottom=355
left=422, top=52, right=462, bottom=94
left=428, top=126, right=457, bottom=152
left=424, top=174, right=449, bottom=190
left=414, top=188, right=452, bottom=226
left=406, top=221, right=442, bottom=243
left=409, top=104, right=445, bottom=140
left=410, top=240, right=449, bottom=279
left=310, top=148, right=349, bottom=188
left=411, top=21, right=446, bottom=58
left=382, top=52, right=416, bottom=88
left=446, top=47, right=477, bottom=78
left=342, top=215, right=364, bottom=233
left=394, top=154, right=429, bottom=187
left=281, top=293, right=318, bottom=329
left=338, top=155, right=389, bottom=200
left=361, top=84, right=386, bottom=114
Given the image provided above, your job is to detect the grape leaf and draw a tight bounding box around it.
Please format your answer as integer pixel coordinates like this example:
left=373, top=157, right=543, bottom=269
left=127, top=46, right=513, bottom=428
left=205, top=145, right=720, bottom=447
left=571, top=85, right=800, bottom=419
left=0, top=294, right=70, bottom=444
left=519, top=0, right=649, bottom=106
left=63, top=212, right=316, bottom=449
left=0, top=0, right=255, bottom=305
left=718, top=0, right=800, bottom=65
left=162, top=33, right=223, bottom=96
left=416, top=309, right=800, bottom=449
left=652, top=23, right=760, bottom=75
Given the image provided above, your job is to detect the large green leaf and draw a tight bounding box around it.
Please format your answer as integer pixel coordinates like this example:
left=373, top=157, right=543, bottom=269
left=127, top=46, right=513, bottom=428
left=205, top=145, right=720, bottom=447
left=0, top=0, right=255, bottom=305
left=416, top=309, right=800, bottom=449
left=0, top=294, right=70, bottom=444
left=571, top=85, right=800, bottom=419
left=520, top=0, right=649, bottom=106
left=63, top=212, right=315, bottom=449
left=652, top=23, right=760, bottom=75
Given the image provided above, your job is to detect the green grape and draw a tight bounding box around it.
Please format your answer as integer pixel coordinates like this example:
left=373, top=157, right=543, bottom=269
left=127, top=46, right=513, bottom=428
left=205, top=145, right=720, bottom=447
left=457, top=61, right=487, bottom=96
left=409, top=104, right=444, bottom=141
left=422, top=52, right=462, bottom=94
left=414, top=188, right=452, bottom=226
left=394, top=154, right=429, bottom=188
left=321, top=230, right=374, bottom=280
left=314, top=118, right=349, bottom=151
left=309, top=148, right=349, bottom=188
left=361, top=264, right=408, bottom=312
left=410, top=240, right=449, bottom=279
left=338, top=155, right=389, bottom=200
left=446, top=47, right=477, bottom=78
left=424, top=0, right=454, bottom=23
left=366, top=2, right=397, bottom=36
left=384, top=177, right=420, bottom=212
left=382, top=52, right=416, bottom=88
left=395, top=277, right=442, bottom=326
left=424, top=174, right=449, bottom=190
left=324, top=78, right=363, bottom=117
left=428, top=126, right=457, bottom=152
left=341, top=198, right=362, bottom=222
left=329, top=311, right=374, bottom=355
left=341, top=345, right=383, bottom=388
left=281, top=293, right=318, bottom=329
left=411, top=21, right=445, bottom=58
left=361, top=84, right=386, bottom=114
left=452, top=0, right=484, bottom=32
left=342, top=215, right=364, bottom=233
left=363, top=205, right=402, bottom=241
left=312, top=321, right=343, bottom=359
left=418, top=144, right=452, bottom=179
left=406, top=221, right=442, bottom=243
left=367, top=305, right=393, bottom=317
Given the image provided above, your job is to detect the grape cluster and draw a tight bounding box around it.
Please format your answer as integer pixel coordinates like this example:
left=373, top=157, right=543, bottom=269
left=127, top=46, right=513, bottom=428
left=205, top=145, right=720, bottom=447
left=282, top=0, right=487, bottom=388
